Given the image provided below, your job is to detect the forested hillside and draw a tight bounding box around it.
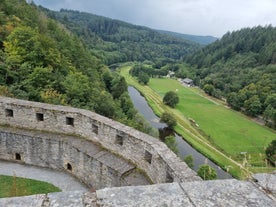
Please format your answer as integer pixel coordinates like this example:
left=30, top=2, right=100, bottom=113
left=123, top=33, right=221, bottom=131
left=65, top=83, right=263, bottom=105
left=0, top=0, right=157, bottom=134
left=157, top=30, right=218, bottom=45
left=185, top=26, right=276, bottom=128
left=40, top=9, right=200, bottom=65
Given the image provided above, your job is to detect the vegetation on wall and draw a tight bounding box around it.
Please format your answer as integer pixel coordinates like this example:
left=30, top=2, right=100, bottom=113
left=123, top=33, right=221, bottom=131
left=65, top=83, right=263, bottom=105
left=197, top=164, right=217, bottom=180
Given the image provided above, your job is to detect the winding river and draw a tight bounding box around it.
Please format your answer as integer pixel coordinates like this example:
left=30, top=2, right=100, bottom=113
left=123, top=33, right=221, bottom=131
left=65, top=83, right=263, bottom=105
left=128, top=86, right=232, bottom=179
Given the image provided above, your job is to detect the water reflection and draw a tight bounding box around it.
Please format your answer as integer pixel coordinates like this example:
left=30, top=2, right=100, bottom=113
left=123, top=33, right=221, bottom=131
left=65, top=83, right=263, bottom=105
left=128, top=86, right=232, bottom=179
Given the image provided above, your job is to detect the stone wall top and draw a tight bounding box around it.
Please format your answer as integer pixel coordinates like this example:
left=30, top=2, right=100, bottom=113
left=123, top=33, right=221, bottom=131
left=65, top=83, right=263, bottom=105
left=1, top=175, right=275, bottom=206
left=0, top=96, right=200, bottom=183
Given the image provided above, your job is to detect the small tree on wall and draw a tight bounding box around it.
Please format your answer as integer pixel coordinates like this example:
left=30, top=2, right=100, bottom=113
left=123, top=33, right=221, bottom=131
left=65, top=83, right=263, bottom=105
left=183, top=155, right=194, bottom=169
left=163, top=91, right=179, bottom=108
left=197, top=164, right=217, bottom=180
left=164, top=135, right=179, bottom=154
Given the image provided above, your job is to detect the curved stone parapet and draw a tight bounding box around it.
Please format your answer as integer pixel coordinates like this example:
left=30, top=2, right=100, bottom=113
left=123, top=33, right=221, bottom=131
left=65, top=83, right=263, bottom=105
left=0, top=96, right=200, bottom=187
left=1, top=97, right=275, bottom=206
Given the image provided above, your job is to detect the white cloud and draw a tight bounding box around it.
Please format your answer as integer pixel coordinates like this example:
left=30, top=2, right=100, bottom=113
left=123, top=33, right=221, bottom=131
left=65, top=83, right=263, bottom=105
left=33, top=0, right=276, bottom=37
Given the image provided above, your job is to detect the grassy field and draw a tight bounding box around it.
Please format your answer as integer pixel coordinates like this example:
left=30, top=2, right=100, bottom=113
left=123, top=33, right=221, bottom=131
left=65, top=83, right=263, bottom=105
left=149, top=79, right=275, bottom=167
left=120, top=65, right=275, bottom=178
left=0, top=175, right=61, bottom=198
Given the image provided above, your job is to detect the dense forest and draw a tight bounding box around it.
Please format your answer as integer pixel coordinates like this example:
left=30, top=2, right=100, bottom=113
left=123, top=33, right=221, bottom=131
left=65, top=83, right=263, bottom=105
left=1, top=1, right=275, bottom=130
left=0, top=0, right=158, bottom=135
left=185, top=26, right=276, bottom=128
left=157, top=30, right=218, bottom=45
left=40, top=9, right=201, bottom=65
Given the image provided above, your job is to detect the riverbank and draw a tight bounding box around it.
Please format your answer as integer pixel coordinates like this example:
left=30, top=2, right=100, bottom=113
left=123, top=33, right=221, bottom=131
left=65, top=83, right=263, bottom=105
left=128, top=86, right=232, bottom=179
left=119, top=65, right=275, bottom=179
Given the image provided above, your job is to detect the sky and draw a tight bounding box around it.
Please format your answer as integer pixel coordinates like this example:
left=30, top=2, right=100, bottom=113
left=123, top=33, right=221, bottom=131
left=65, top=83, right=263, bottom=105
left=32, top=0, right=276, bottom=37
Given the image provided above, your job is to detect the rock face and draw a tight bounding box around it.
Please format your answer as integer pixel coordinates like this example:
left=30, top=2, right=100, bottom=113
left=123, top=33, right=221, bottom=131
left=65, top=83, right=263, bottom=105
left=0, top=97, right=275, bottom=206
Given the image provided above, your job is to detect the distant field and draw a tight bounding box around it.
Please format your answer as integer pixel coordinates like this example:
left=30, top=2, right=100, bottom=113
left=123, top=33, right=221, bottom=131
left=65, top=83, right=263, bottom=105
left=0, top=175, right=61, bottom=198
left=149, top=78, right=275, bottom=169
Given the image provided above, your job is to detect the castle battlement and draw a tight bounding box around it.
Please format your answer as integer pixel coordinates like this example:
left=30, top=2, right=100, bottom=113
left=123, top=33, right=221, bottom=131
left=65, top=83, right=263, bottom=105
left=0, top=96, right=275, bottom=206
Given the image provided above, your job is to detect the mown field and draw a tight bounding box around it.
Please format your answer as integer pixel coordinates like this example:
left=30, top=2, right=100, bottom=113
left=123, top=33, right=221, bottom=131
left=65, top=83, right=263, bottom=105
left=149, top=78, right=275, bottom=170
left=0, top=175, right=61, bottom=198
left=120, top=65, right=275, bottom=178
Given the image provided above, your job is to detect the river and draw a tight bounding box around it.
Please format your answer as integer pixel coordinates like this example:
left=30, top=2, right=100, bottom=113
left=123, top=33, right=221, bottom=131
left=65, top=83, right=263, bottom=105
left=128, top=86, right=232, bottom=179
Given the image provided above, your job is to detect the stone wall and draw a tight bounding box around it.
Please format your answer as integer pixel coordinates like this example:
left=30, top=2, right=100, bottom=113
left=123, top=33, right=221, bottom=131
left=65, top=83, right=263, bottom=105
left=0, top=126, right=149, bottom=189
left=1, top=97, right=275, bottom=206
left=0, top=175, right=275, bottom=206
left=0, top=96, right=200, bottom=186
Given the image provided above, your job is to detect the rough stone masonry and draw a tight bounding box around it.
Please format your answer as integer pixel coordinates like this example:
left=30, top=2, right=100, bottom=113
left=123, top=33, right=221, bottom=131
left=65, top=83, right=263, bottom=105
left=0, top=96, right=275, bottom=206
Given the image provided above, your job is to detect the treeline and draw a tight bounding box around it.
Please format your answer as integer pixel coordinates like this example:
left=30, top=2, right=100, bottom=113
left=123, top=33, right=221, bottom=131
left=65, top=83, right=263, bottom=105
left=40, top=9, right=200, bottom=65
left=185, top=26, right=276, bottom=128
left=0, top=0, right=156, bottom=135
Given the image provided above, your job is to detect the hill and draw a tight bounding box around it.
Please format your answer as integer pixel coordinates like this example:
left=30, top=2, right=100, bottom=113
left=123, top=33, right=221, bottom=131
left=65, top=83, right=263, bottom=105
left=40, top=9, right=201, bottom=65
left=157, top=30, right=218, bottom=45
left=185, top=26, right=276, bottom=128
left=0, top=0, right=157, bottom=135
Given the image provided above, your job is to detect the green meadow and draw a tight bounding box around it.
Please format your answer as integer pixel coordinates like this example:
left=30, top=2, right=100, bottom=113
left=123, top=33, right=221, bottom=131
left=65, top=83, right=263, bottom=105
left=0, top=175, right=61, bottom=198
left=120, top=65, right=275, bottom=178
left=149, top=78, right=275, bottom=169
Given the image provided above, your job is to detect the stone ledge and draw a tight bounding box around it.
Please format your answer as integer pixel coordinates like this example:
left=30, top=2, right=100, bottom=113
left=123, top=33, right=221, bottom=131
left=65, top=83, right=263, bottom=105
left=1, top=179, right=275, bottom=207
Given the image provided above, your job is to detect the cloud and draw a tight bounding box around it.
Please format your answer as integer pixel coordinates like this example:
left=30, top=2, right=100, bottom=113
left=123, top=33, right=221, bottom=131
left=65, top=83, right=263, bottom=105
left=33, top=0, right=276, bottom=37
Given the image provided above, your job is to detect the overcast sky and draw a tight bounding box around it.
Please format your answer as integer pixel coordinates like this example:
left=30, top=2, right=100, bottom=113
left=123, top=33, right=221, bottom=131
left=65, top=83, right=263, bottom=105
left=33, top=0, right=276, bottom=37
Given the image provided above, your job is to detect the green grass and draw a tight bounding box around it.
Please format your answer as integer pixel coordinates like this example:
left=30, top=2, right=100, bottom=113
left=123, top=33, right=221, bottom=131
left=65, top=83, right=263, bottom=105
left=0, top=175, right=61, bottom=198
left=149, top=78, right=275, bottom=162
left=120, top=65, right=276, bottom=178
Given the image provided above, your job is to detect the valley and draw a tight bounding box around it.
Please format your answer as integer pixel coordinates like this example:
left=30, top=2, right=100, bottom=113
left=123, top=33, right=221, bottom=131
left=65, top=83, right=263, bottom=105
left=120, top=65, right=275, bottom=178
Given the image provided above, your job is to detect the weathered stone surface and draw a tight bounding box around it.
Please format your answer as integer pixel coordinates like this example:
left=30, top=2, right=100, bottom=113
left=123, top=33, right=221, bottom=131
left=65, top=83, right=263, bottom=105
left=180, top=179, right=276, bottom=207
left=0, top=194, right=46, bottom=207
left=47, top=191, right=85, bottom=207
left=253, top=173, right=276, bottom=196
left=0, top=96, right=199, bottom=184
left=96, top=183, right=193, bottom=207
left=1, top=97, right=275, bottom=207
left=0, top=126, right=150, bottom=189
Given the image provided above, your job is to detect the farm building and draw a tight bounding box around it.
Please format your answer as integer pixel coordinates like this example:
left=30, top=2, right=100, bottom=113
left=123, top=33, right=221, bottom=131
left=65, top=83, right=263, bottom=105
left=182, top=78, right=194, bottom=86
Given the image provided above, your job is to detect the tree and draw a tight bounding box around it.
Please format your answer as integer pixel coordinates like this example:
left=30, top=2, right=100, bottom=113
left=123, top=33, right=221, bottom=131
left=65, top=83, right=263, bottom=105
left=164, top=135, right=178, bottom=154
left=62, top=71, right=92, bottom=107
left=197, top=164, right=217, bottom=180
left=163, top=91, right=179, bottom=108
left=244, top=95, right=262, bottom=116
left=111, top=76, right=127, bottom=99
left=138, top=72, right=149, bottom=85
left=160, top=112, right=177, bottom=128
left=40, top=88, right=66, bottom=105
left=265, top=140, right=276, bottom=166
left=203, top=84, right=214, bottom=95
left=183, top=155, right=194, bottom=169
left=0, top=85, right=13, bottom=97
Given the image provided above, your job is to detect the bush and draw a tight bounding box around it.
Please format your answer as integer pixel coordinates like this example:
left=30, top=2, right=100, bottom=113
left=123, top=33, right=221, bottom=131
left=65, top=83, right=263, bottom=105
left=183, top=155, right=194, bottom=169
left=197, top=164, right=217, bottom=180
left=160, top=112, right=177, bottom=128
left=163, top=91, right=179, bottom=108
left=164, top=135, right=178, bottom=154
